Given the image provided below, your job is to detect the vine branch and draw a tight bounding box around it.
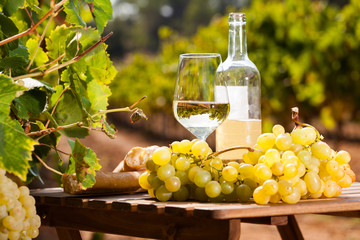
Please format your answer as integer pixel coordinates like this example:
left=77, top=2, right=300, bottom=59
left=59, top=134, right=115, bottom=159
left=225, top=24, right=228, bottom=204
left=33, top=153, right=63, bottom=176
left=27, top=96, right=145, bottom=137
left=0, top=0, right=68, bottom=47
left=44, top=85, right=70, bottom=128
left=37, top=143, right=71, bottom=155
left=12, top=32, right=113, bottom=81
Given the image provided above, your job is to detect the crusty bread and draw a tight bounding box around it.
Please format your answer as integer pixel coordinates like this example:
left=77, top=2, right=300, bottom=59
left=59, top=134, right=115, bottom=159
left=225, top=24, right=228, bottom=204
left=62, top=171, right=142, bottom=195
left=113, top=145, right=159, bottom=172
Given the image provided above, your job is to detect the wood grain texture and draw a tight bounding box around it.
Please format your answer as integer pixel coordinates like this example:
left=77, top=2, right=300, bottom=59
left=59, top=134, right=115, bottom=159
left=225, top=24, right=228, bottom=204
left=56, top=228, right=82, bottom=240
left=276, top=215, right=304, bottom=240
left=38, top=205, right=240, bottom=240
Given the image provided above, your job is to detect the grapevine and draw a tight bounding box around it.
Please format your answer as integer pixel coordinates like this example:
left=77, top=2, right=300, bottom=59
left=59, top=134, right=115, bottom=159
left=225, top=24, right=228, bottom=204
left=140, top=109, right=356, bottom=204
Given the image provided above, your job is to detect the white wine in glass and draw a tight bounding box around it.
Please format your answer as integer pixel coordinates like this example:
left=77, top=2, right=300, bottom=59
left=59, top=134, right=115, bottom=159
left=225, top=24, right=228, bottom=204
left=173, top=53, right=229, bottom=141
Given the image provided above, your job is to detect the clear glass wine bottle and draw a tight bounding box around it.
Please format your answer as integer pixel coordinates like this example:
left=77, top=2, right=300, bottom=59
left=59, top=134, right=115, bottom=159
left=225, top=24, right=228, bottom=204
left=216, top=13, right=261, bottom=160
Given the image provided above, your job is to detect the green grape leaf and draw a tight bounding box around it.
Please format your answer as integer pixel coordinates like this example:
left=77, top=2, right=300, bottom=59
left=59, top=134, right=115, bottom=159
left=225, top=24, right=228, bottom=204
left=52, top=89, right=89, bottom=138
left=87, top=0, right=112, bottom=33
left=67, top=139, right=101, bottom=189
left=64, top=0, right=86, bottom=28
left=0, top=56, right=27, bottom=76
left=9, top=43, right=29, bottom=60
left=26, top=37, right=49, bottom=68
left=11, top=89, right=47, bottom=120
left=46, top=25, right=76, bottom=60
left=77, top=45, right=117, bottom=85
left=24, top=0, right=39, bottom=8
left=99, top=116, right=116, bottom=139
left=0, top=75, right=25, bottom=118
left=87, top=79, right=111, bottom=112
left=0, top=76, right=36, bottom=180
left=0, top=12, right=19, bottom=52
left=1, top=0, right=24, bottom=16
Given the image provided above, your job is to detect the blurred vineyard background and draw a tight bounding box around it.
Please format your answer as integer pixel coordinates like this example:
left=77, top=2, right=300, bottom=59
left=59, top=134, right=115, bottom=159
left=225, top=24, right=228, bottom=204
left=105, top=0, right=360, bottom=146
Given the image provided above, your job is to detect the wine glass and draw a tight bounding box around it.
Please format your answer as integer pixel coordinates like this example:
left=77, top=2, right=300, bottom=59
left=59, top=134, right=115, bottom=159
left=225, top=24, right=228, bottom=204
left=173, top=53, right=230, bottom=141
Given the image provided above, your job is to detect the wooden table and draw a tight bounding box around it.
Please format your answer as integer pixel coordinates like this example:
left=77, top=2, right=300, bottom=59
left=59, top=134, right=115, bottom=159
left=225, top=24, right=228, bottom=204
left=31, top=182, right=360, bottom=240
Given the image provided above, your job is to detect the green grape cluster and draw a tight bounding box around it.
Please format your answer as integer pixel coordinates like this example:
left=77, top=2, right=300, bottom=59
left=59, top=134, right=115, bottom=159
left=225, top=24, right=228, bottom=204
left=139, top=124, right=356, bottom=204
left=244, top=124, right=356, bottom=204
left=0, top=170, right=41, bottom=240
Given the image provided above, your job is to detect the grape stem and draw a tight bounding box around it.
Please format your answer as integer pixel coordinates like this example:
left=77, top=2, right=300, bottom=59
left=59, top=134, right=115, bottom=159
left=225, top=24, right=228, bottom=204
left=204, top=146, right=256, bottom=161
left=27, top=97, right=146, bottom=137
left=0, top=0, right=68, bottom=47
left=12, top=31, right=113, bottom=81
left=291, top=107, right=323, bottom=140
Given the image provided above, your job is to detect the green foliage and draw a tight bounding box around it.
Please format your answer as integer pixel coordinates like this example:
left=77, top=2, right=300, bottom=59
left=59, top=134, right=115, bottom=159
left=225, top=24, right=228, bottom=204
left=67, top=139, right=101, bottom=189
left=0, top=0, right=128, bottom=188
left=0, top=76, right=36, bottom=180
left=111, top=0, right=360, bottom=131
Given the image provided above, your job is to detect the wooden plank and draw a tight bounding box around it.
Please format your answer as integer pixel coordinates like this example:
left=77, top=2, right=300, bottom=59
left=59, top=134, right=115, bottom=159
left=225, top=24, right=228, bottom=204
left=56, top=227, right=82, bottom=240
left=276, top=215, right=304, bottom=240
left=37, top=205, right=241, bottom=240
left=192, top=197, right=360, bottom=219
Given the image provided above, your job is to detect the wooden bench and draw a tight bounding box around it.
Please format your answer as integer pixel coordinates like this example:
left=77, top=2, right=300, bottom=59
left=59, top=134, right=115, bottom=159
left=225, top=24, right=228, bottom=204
left=31, top=182, right=360, bottom=240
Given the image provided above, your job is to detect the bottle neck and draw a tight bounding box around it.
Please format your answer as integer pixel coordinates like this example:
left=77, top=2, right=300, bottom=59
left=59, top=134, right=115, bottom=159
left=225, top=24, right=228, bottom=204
left=228, top=21, right=247, bottom=60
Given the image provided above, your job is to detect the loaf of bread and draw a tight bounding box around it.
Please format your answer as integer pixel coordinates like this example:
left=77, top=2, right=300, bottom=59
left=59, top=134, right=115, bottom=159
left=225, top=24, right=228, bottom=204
left=62, top=171, right=142, bottom=195
left=113, top=145, right=159, bottom=172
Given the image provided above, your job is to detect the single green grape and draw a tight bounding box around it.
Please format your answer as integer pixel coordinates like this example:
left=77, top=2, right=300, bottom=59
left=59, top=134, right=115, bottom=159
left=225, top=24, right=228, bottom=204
left=278, top=179, right=293, bottom=196
left=222, top=166, right=238, bottom=182
left=262, top=179, right=278, bottom=195
left=264, top=149, right=280, bottom=168
left=175, top=156, right=191, bottom=171
left=155, top=185, right=172, bottom=201
left=194, top=170, right=212, bottom=188
left=227, top=162, right=241, bottom=172
left=139, top=171, right=152, bottom=190
left=272, top=124, right=285, bottom=136
left=171, top=141, right=181, bottom=153
left=178, top=139, right=192, bottom=154
left=165, top=176, right=181, bottom=192
left=243, top=178, right=258, bottom=191
left=253, top=186, right=270, bottom=205
left=238, top=163, right=255, bottom=180
left=152, top=147, right=172, bottom=166
left=157, top=164, right=175, bottom=181
left=301, top=127, right=317, bottom=145
left=150, top=176, right=163, bottom=189
left=281, top=186, right=301, bottom=204
left=326, top=160, right=339, bottom=175
left=236, top=184, right=252, bottom=202
left=275, top=133, right=293, bottom=151
left=304, top=171, right=321, bottom=193
left=335, top=150, right=351, bottom=164
left=271, top=161, right=284, bottom=176
left=205, top=181, right=221, bottom=198
left=311, top=141, right=331, bottom=160
left=254, top=163, right=272, bottom=181
left=220, top=181, right=234, bottom=195
left=283, top=163, right=298, bottom=179
left=175, top=170, right=189, bottom=185
left=188, top=166, right=202, bottom=182
left=256, top=133, right=276, bottom=150
left=173, top=186, right=190, bottom=201
left=145, top=159, right=159, bottom=172
left=191, top=140, right=210, bottom=158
